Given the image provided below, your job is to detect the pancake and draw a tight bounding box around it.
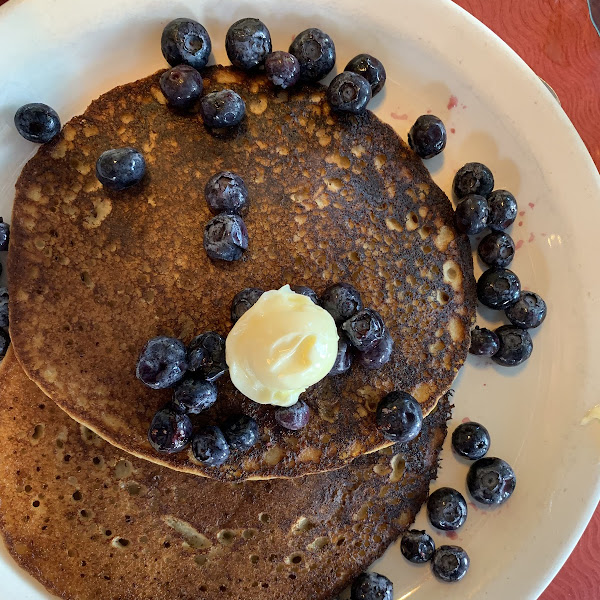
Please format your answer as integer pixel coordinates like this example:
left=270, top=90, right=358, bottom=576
left=8, top=66, right=475, bottom=480
left=0, top=348, right=450, bottom=600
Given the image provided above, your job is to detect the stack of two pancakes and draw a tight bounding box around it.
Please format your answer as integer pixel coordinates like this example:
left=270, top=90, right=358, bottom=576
left=0, top=66, right=475, bottom=599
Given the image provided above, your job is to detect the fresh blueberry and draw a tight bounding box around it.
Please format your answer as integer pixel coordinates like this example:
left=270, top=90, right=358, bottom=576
left=265, top=51, right=301, bottom=89
left=222, top=415, right=259, bottom=452
left=96, top=147, right=146, bottom=191
left=290, top=285, right=319, bottom=304
left=0, top=287, right=8, bottom=328
left=342, top=308, right=385, bottom=352
left=204, top=171, right=248, bottom=215
left=274, top=400, right=310, bottom=430
left=357, top=329, right=393, bottom=370
left=187, top=332, right=227, bottom=381
left=467, top=456, right=516, bottom=505
left=453, top=162, right=494, bottom=199
left=148, top=405, right=193, bottom=453
left=161, top=18, right=211, bottom=71
left=505, top=291, right=547, bottom=329
left=492, top=325, right=532, bottom=366
left=14, top=103, right=61, bottom=143
left=431, top=545, right=470, bottom=582
left=427, top=487, right=468, bottom=531
left=0, top=218, right=10, bottom=252
left=469, top=326, right=499, bottom=356
left=408, top=115, right=447, bottom=159
left=328, top=335, right=353, bottom=376
left=191, top=426, right=230, bottom=467
left=321, top=283, right=363, bottom=324
left=289, top=28, right=336, bottom=82
left=204, top=213, right=248, bottom=261
left=200, top=90, right=246, bottom=128
left=327, top=72, right=372, bottom=114
left=0, top=329, right=9, bottom=359
left=225, top=18, right=271, bottom=70
left=376, top=391, right=423, bottom=443
left=159, top=65, right=203, bottom=109
left=455, top=194, right=489, bottom=235
left=478, top=231, right=515, bottom=268
left=487, top=189, right=518, bottom=231
left=452, top=422, right=490, bottom=460
left=350, top=572, right=393, bottom=600
left=136, top=336, right=187, bottom=389
left=400, top=529, right=435, bottom=564
left=344, top=54, right=386, bottom=96
left=231, top=287, right=264, bottom=322
left=173, top=377, right=217, bottom=414
left=477, top=268, right=521, bottom=310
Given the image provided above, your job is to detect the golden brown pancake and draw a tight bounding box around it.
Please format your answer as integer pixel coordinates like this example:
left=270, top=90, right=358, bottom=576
left=0, top=348, right=450, bottom=600
left=8, top=66, right=475, bottom=480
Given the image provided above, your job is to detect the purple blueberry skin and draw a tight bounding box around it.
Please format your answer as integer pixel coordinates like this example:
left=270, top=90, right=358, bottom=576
left=191, top=426, right=230, bottom=467
left=455, top=194, right=489, bottom=235
left=231, top=287, right=264, bottom=322
left=357, top=329, right=393, bottom=370
left=205, top=171, right=249, bottom=215
left=478, top=231, right=515, bottom=268
left=341, top=308, right=386, bottom=352
left=289, top=28, right=336, bottom=82
left=376, top=391, right=423, bottom=443
left=505, top=291, right=547, bottom=329
left=487, top=189, right=518, bottom=231
left=200, top=89, right=246, bottom=128
left=172, top=377, right=218, bottom=414
left=274, top=400, right=310, bottom=430
left=0, top=217, right=9, bottom=252
left=14, top=103, right=61, bottom=143
left=222, top=415, right=259, bottom=452
left=492, top=325, right=532, bottom=366
left=469, top=326, right=500, bottom=356
left=187, top=332, right=227, bottom=381
left=408, top=115, right=447, bottom=159
left=161, top=18, right=212, bottom=71
left=451, top=422, right=490, bottom=460
left=350, top=572, right=393, bottom=600
left=453, top=162, right=494, bottom=199
left=321, top=283, right=363, bottom=324
left=427, top=487, right=468, bottom=531
left=431, top=545, right=470, bottom=582
left=96, top=147, right=146, bottom=191
left=225, top=18, right=272, bottom=70
left=290, top=285, right=319, bottom=304
left=327, top=72, right=372, bottom=114
left=204, top=214, right=249, bottom=261
left=159, top=65, right=203, bottom=109
left=136, top=336, right=187, bottom=389
left=0, top=329, right=10, bottom=359
left=344, top=53, right=386, bottom=96
left=148, top=405, right=193, bottom=453
left=0, top=286, right=8, bottom=328
left=265, top=51, right=301, bottom=89
left=477, top=268, right=521, bottom=310
left=328, top=335, right=353, bottom=376
left=467, top=457, right=516, bottom=505
left=400, top=529, right=435, bottom=564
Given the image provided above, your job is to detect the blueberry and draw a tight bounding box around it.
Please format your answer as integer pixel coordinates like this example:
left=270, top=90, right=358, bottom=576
left=492, top=325, right=532, bottom=366
left=477, top=268, right=521, bottom=310
left=290, top=285, right=319, bottom=304
left=455, top=194, right=489, bottom=235
left=173, top=377, right=217, bottom=414
left=274, top=400, right=310, bottom=430
left=14, top=103, right=61, bottom=143
left=96, top=147, right=146, bottom=191
left=469, top=326, right=499, bottom=356
left=356, top=329, right=393, bottom=370
left=200, top=90, right=246, bottom=128
left=431, top=545, right=470, bottom=582
left=265, top=51, right=301, bottom=89
left=136, top=336, right=187, bottom=389
left=327, top=72, right=372, bottom=114
left=487, top=189, right=518, bottom=231
left=452, top=422, right=490, bottom=459
left=321, top=283, right=363, bottom=324
left=427, top=487, right=468, bottom=531
left=231, top=287, right=264, bottom=322
left=225, top=18, right=271, bottom=70
left=342, top=308, right=385, bottom=352
left=0, top=287, right=8, bottom=328
left=159, top=65, right=203, bottom=109
left=0, top=329, right=10, bottom=359
left=0, top=218, right=10, bottom=252
left=187, top=332, right=227, bottom=381
left=204, top=214, right=248, bottom=261
left=161, top=18, right=211, bottom=71
left=350, top=572, right=393, bottom=600
left=400, top=529, right=435, bottom=564
left=505, top=291, right=547, bottom=329
left=204, top=171, right=248, bottom=215
left=148, top=405, right=193, bottom=453
left=376, top=391, right=423, bottom=443
left=328, top=335, right=353, bottom=376
left=344, top=54, right=386, bottom=96
left=222, top=415, right=259, bottom=452
left=467, top=456, right=516, bottom=505
left=478, top=231, right=515, bottom=268
left=408, top=115, right=447, bottom=159
left=191, top=426, right=230, bottom=467
left=289, top=28, right=336, bottom=82
left=453, top=162, right=494, bottom=199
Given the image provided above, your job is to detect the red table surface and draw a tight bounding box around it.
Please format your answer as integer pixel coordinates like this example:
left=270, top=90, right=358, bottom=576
left=1, top=0, right=599, bottom=598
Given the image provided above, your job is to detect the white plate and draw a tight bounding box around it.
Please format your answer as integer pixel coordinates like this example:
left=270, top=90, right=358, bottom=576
left=1, top=0, right=599, bottom=598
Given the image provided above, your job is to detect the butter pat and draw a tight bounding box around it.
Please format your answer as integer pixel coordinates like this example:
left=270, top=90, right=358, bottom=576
left=226, top=285, right=338, bottom=407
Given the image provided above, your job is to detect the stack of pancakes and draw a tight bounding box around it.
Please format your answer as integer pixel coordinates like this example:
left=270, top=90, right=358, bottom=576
left=0, top=66, right=475, bottom=599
